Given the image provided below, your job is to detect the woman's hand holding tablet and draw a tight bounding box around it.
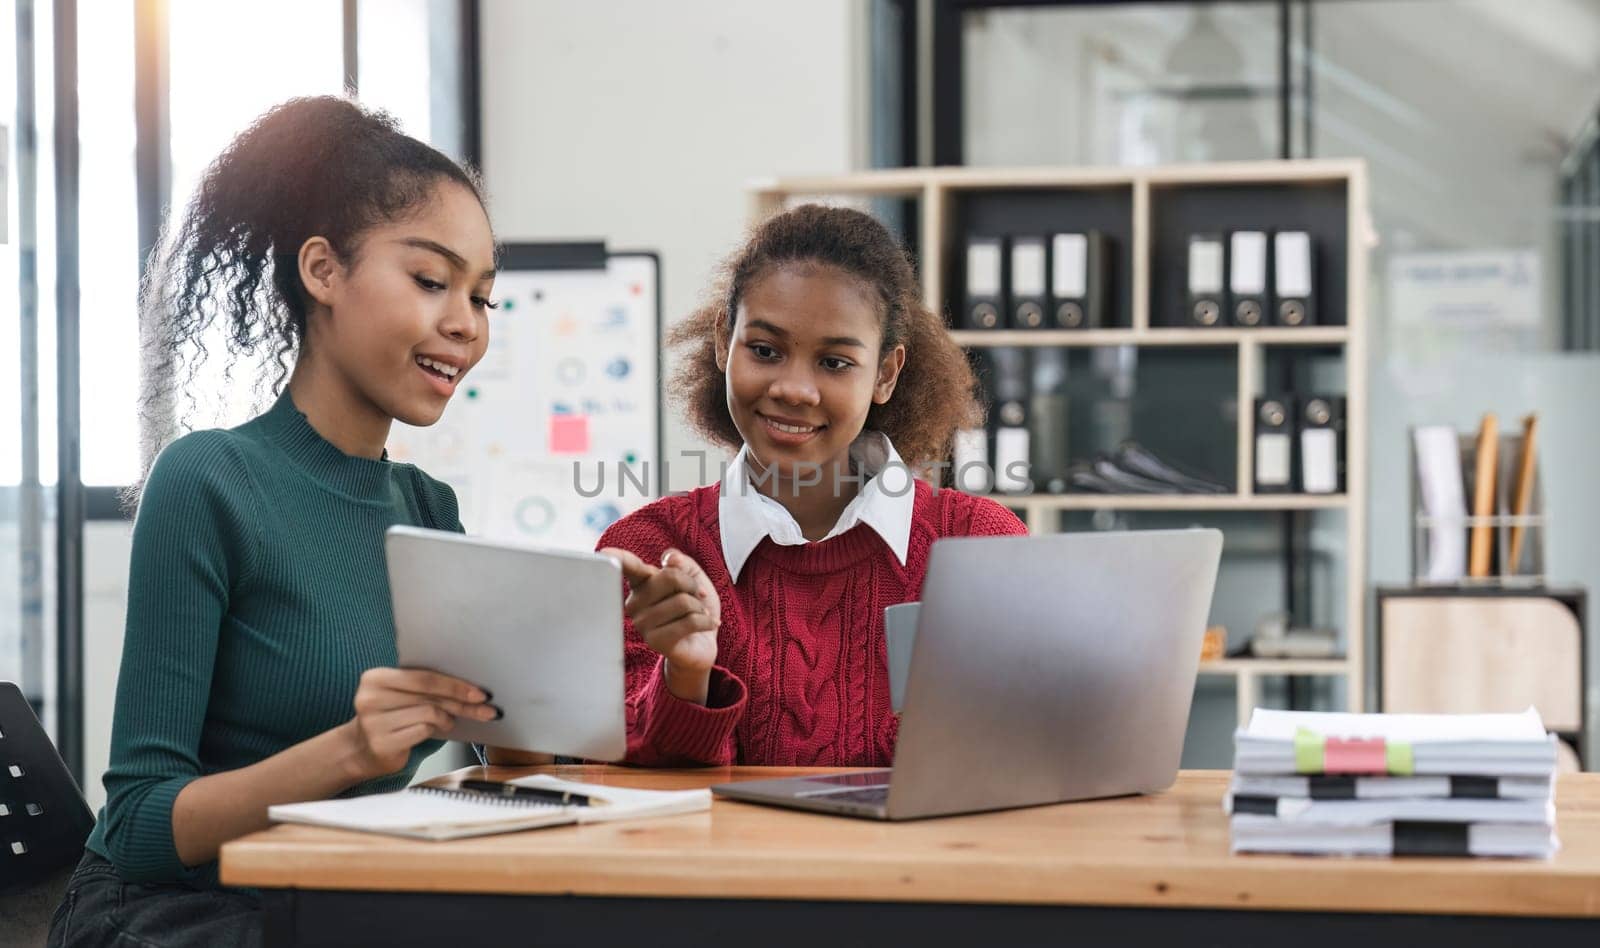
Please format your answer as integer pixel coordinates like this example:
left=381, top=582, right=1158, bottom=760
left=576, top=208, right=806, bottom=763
left=342, top=667, right=498, bottom=780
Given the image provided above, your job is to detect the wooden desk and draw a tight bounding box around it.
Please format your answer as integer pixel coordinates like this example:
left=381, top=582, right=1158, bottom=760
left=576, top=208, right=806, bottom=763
left=222, top=767, right=1600, bottom=947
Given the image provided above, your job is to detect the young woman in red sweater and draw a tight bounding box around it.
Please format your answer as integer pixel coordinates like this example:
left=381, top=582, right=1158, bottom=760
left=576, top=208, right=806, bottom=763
left=594, top=204, right=1026, bottom=767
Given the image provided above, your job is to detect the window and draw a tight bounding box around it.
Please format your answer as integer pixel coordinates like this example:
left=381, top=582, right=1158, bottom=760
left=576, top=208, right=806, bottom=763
left=3, top=0, right=476, bottom=778
left=78, top=0, right=138, bottom=486
left=161, top=0, right=344, bottom=435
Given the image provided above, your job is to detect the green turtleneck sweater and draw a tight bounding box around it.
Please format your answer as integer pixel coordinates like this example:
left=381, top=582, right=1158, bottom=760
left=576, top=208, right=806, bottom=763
left=84, top=391, right=463, bottom=886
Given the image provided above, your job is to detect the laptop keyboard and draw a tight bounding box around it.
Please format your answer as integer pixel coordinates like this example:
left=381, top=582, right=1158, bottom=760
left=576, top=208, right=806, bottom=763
left=805, top=771, right=893, bottom=788
left=794, top=772, right=892, bottom=806
left=815, top=786, right=890, bottom=806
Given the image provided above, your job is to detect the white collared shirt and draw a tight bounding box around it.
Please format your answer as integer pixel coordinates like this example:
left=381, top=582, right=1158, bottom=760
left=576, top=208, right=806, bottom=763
left=717, top=432, right=915, bottom=582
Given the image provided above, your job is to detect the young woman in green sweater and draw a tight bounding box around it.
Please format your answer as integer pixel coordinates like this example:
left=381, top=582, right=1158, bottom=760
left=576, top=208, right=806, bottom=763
left=47, top=97, right=498, bottom=948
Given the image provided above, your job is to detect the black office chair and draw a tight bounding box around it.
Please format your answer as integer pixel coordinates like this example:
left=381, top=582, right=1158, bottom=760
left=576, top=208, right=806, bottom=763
left=0, top=682, right=96, bottom=946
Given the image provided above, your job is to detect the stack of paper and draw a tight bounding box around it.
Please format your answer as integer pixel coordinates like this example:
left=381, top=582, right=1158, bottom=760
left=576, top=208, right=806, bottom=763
left=1227, top=708, right=1559, bottom=858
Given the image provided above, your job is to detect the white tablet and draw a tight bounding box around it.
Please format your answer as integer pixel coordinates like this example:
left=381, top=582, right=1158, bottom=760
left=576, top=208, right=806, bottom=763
left=384, top=525, right=627, bottom=761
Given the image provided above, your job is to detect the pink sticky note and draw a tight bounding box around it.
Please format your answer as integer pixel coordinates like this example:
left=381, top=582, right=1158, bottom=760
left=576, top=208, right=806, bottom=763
left=1323, top=737, right=1387, bottom=774
left=549, top=414, right=590, bottom=454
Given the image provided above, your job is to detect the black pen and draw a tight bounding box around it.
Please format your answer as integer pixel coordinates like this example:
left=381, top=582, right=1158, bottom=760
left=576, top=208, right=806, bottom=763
left=458, top=778, right=593, bottom=807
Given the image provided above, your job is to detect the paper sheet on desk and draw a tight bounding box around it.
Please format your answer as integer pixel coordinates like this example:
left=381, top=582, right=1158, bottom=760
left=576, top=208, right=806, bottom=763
left=1242, top=707, right=1549, bottom=742
left=1414, top=426, right=1468, bottom=582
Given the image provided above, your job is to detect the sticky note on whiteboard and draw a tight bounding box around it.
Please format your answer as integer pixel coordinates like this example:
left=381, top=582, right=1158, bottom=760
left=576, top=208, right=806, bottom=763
left=549, top=414, right=590, bottom=454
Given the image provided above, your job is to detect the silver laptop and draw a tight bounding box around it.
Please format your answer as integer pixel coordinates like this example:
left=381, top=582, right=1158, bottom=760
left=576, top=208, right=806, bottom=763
left=711, top=528, right=1223, bottom=820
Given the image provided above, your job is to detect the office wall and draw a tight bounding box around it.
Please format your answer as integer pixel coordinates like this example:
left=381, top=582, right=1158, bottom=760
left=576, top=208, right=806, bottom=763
left=479, top=0, right=868, bottom=491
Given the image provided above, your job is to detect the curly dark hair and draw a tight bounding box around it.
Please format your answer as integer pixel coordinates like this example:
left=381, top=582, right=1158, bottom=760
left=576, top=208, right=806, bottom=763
left=133, top=95, right=488, bottom=502
left=671, top=204, right=981, bottom=468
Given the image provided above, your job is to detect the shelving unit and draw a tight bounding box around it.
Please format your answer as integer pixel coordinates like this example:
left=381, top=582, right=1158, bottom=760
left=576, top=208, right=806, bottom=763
left=947, top=326, right=1350, bottom=348
left=994, top=491, right=1348, bottom=524
left=748, top=160, right=1372, bottom=721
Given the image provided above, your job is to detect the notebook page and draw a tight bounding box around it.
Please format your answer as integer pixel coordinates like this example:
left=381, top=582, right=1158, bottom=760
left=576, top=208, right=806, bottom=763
left=270, top=789, right=570, bottom=833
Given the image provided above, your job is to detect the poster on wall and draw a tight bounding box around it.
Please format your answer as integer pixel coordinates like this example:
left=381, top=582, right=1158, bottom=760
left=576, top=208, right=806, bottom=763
left=1387, top=249, right=1542, bottom=355
left=390, top=245, right=661, bottom=551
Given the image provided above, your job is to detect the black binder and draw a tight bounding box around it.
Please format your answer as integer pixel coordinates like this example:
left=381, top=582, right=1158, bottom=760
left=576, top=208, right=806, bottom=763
left=1186, top=233, right=1227, bottom=328
left=963, top=236, right=1005, bottom=330
left=1050, top=231, right=1107, bottom=330
left=1028, top=347, right=1070, bottom=493
left=1229, top=230, right=1269, bottom=328
left=1253, top=396, right=1296, bottom=494
left=988, top=346, right=1031, bottom=494
left=1299, top=395, right=1345, bottom=494
left=1273, top=231, right=1316, bottom=327
left=1008, top=236, right=1048, bottom=330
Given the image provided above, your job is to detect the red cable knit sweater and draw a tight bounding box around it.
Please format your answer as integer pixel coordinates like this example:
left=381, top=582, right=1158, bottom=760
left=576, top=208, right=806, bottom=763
left=595, top=479, right=1027, bottom=767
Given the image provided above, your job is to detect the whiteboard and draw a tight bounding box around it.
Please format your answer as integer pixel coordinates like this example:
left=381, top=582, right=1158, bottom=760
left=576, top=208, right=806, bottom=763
left=389, top=245, right=661, bottom=550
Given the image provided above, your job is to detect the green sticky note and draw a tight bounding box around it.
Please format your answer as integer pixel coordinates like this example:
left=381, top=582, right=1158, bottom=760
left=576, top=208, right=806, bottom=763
left=1386, top=740, right=1414, bottom=775
left=1293, top=727, right=1325, bottom=774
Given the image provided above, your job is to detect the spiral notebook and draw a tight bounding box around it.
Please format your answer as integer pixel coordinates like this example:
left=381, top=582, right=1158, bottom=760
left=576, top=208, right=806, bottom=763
left=267, top=775, right=711, bottom=841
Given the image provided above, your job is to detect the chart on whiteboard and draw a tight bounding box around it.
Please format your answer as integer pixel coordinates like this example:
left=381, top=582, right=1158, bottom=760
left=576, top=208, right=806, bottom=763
left=389, top=253, right=660, bottom=551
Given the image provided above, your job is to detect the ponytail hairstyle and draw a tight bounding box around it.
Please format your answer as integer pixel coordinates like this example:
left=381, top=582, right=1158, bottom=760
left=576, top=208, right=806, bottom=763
left=133, top=95, right=488, bottom=506
left=670, top=203, right=982, bottom=467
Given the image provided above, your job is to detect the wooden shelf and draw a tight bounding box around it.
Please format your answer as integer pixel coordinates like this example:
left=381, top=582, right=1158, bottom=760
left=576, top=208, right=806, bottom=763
left=747, top=158, right=1368, bottom=196
left=984, top=493, right=1348, bottom=512
left=947, top=327, right=1350, bottom=348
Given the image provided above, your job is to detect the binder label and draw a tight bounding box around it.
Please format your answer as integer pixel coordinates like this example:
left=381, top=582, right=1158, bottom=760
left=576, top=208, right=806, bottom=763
left=1256, top=433, right=1291, bottom=486
left=1188, top=240, right=1224, bottom=294
left=994, top=428, right=1030, bottom=493
left=1052, top=233, right=1087, bottom=298
left=1011, top=241, right=1046, bottom=296
left=1275, top=232, right=1312, bottom=297
left=1230, top=231, right=1268, bottom=294
left=967, top=243, right=1001, bottom=296
left=952, top=428, right=991, bottom=493
left=1301, top=428, right=1338, bottom=494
